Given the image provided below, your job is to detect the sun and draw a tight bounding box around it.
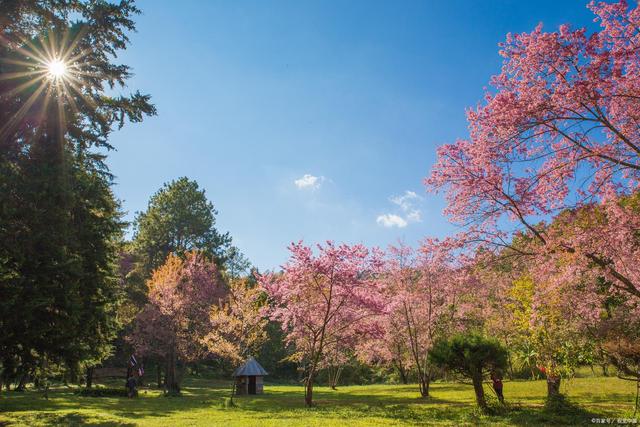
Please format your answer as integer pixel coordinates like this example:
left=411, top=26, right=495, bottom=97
left=47, top=58, right=67, bottom=79
left=0, top=27, right=92, bottom=140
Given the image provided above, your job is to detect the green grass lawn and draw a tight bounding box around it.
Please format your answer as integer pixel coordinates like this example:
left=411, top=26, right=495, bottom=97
left=0, top=376, right=636, bottom=426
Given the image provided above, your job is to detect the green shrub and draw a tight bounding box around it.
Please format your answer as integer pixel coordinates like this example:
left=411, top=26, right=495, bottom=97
left=429, top=332, right=508, bottom=411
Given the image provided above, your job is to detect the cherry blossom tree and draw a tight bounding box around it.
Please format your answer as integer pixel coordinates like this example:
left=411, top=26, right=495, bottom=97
left=259, top=241, right=385, bottom=406
left=524, top=199, right=640, bottom=396
left=384, top=244, right=439, bottom=398
left=475, top=217, right=625, bottom=398
left=358, top=303, right=413, bottom=385
left=426, top=0, right=640, bottom=300
left=522, top=273, right=588, bottom=397
left=203, top=277, right=268, bottom=403
left=366, top=242, right=477, bottom=398
left=129, top=251, right=227, bottom=395
left=424, top=2, right=640, bottom=403
left=541, top=197, right=640, bottom=300
left=204, top=277, right=268, bottom=364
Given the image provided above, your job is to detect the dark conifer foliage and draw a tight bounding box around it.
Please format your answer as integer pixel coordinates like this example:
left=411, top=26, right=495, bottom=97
left=0, top=0, right=155, bottom=386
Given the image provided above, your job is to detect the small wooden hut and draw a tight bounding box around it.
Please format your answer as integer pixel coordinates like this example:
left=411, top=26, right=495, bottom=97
left=233, top=357, right=268, bottom=395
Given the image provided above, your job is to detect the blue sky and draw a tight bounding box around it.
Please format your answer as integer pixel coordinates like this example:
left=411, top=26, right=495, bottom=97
left=108, top=0, right=596, bottom=271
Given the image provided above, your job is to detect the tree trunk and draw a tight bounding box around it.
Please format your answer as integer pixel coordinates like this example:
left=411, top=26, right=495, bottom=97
left=328, top=366, right=343, bottom=390
left=15, top=372, right=28, bottom=391
left=635, top=378, right=639, bottom=417
left=85, top=367, right=94, bottom=389
left=393, top=360, right=408, bottom=384
left=507, top=354, right=515, bottom=380
left=305, top=369, right=316, bottom=407
left=156, top=364, right=163, bottom=389
left=399, top=368, right=408, bottom=385
left=165, top=348, right=180, bottom=395
left=546, top=375, right=561, bottom=398
left=418, top=372, right=430, bottom=397
left=228, top=379, right=237, bottom=406
left=328, top=366, right=335, bottom=390
left=471, top=370, right=487, bottom=410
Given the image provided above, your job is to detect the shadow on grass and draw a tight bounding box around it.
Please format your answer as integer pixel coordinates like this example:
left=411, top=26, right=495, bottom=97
left=0, top=379, right=231, bottom=422
left=7, top=411, right=136, bottom=426
left=248, top=386, right=463, bottom=407
left=233, top=388, right=475, bottom=425
left=482, top=394, right=604, bottom=426
left=578, top=392, right=633, bottom=404
left=235, top=387, right=609, bottom=426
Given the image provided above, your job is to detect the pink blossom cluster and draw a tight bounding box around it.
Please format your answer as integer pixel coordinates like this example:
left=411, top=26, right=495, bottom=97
left=129, top=251, right=227, bottom=362
left=260, top=241, right=386, bottom=368
left=426, top=0, right=640, bottom=308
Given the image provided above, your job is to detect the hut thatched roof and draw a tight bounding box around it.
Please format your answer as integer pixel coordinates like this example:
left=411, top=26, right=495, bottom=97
left=232, top=357, right=268, bottom=377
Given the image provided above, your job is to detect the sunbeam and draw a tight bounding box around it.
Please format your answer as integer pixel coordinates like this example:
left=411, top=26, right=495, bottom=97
left=0, top=26, right=93, bottom=140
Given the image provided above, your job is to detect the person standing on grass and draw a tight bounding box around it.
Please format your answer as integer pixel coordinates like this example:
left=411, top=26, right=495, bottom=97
left=491, top=370, right=504, bottom=404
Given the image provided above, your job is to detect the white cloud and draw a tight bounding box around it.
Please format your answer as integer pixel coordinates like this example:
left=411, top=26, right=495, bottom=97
left=377, top=190, right=423, bottom=228
left=294, top=174, right=324, bottom=190
left=390, top=190, right=420, bottom=212
left=376, top=214, right=408, bottom=228
left=406, top=209, right=422, bottom=222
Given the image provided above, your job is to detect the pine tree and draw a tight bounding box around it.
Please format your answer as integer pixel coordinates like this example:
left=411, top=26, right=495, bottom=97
left=0, top=0, right=155, bottom=385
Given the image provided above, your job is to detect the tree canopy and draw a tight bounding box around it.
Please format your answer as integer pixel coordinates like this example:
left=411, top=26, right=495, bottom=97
left=132, top=177, right=232, bottom=276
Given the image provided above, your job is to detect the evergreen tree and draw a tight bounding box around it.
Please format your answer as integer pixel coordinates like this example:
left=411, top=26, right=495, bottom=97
left=131, top=177, right=232, bottom=277
left=0, top=0, right=155, bottom=385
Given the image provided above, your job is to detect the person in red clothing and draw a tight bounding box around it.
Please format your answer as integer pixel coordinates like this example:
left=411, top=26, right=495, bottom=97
left=491, top=369, right=504, bottom=404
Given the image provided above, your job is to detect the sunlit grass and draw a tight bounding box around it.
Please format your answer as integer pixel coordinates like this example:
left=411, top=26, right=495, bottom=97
left=0, top=376, right=636, bottom=426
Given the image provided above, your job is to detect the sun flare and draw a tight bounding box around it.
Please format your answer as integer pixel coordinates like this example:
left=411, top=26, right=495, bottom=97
left=47, top=59, right=67, bottom=79
left=0, top=28, right=92, bottom=140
